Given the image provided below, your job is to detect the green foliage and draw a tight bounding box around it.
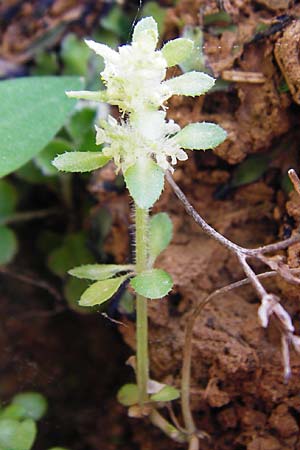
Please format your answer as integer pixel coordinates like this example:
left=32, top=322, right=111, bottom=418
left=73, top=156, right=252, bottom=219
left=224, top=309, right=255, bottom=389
left=12, top=392, right=48, bottom=421
left=0, top=76, right=82, bottom=177
left=141, top=2, right=167, bottom=35
left=69, top=264, right=134, bottom=281
left=149, top=213, right=173, bottom=265
left=124, top=159, right=164, bottom=209
left=61, top=34, right=91, bottom=76
left=174, top=122, right=227, bottom=150
left=231, top=154, right=270, bottom=187
left=179, top=26, right=205, bottom=73
left=35, top=139, right=70, bottom=176
left=100, top=5, right=132, bottom=39
left=79, top=275, right=129, bottom=307
left=162, top=38, right=194, bottom=67
left=48, top=232, right=94, bottom=277
left=0, top=419, right=36, bottom=450
left=150, top=385, right=180, bottom=402
left=32, top=52, right=59, bottom=75
left=64, top=277, right=92, bottom=314
left=0, top=227, right=18, bottom=265
left=0, top=180, right=18, bottom=220
left=117, top=384, right=139, bottom=406
left=131, top=269, right=173, bottom=299
left=52, top=152, right=110, bottom=173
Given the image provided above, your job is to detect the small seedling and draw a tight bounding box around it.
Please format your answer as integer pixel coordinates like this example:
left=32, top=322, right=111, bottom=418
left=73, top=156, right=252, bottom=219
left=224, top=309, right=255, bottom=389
left=53, top=16, right=226, bottom=446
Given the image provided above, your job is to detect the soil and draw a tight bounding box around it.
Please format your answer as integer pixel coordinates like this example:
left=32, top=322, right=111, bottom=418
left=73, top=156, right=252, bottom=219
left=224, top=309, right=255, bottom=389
left=1, top=0, right=300, bottom=449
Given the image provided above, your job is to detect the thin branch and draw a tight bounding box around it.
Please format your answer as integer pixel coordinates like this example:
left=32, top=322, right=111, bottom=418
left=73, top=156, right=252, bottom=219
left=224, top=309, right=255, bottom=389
left=166, top=172, right=244, bottom=254
left=166, top=171, right=300, bottom=437
left=181, top=269, right=300, bottom=439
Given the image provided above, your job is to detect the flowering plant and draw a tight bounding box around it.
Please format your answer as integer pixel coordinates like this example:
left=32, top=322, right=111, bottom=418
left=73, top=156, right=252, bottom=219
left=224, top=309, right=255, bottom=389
left=53, top=16, right=226, bottom=447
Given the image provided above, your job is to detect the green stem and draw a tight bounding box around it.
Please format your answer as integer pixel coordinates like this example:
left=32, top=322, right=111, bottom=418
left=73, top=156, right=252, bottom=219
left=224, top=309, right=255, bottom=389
left=135, top=205, right=149, bottom=404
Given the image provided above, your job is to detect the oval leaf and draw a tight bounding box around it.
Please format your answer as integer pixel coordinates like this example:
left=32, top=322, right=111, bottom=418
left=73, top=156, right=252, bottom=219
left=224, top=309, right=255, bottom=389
left=79, top=275, right=129, bottom=307
left=0, top=404, right=26, bottom=420
left=130, top=269, right=173, bottom=299
left=149, top=213, right=173, bottom=264
left=162, top=38, right=193, bottom=67
left=174, top=122, right=227, bottom=150
left=0, top=226, right=18, bottom=265
left=124, top=158, right=164, bottom=209
left=0, top=76, right=82, bottom=178
left=164, top=71, right=215, bottom=97
left=0, top=419, right=36, bottom=450
left=12, top=392, right=47, bottom=421
left=150, top=385, right=180, bottom=402
left=52, top=152, right=110, bottom=172
left=69, top=264, right=134, bottom=281
left=117, top=384, right=139, bottom=406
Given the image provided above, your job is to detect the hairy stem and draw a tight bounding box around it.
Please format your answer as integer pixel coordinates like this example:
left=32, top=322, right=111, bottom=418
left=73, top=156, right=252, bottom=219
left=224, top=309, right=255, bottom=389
left=135, top=205, right=149, bottom=404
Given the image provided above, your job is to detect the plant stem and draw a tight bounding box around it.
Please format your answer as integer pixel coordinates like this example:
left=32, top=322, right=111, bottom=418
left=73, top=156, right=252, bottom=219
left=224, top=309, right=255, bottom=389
left=135, top=205, right=149, bottom=404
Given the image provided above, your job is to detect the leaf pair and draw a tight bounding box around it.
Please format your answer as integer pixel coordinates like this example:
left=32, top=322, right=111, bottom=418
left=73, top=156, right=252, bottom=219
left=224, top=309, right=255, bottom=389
left=117, top=382, right=180, bottom=406
left=69, top=264, right=134, bottom=307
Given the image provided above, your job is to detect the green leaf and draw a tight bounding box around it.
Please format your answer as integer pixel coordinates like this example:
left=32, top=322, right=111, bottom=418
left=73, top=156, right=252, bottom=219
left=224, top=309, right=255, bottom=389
left=179, top=26, right=205, bottom=73
left=100, top=5, right=132, bottom=39
left=150, top=385, right=180, bottom=402
left=66, top=108, right=96, bottom=144
left=162, top=38, right=193, bottom=67
left=149, top=213, right=173, bottom=264
left=61, top=34, right=91, bottom=76
left=32, top=51, right=59, bottom=76
left=12, top=392, right=48, bottom=421
left=64, top=278, right=93, bottom=314
left=0, top=419, right=37, bottom=450
left=35, top=139, right=70, bottom=176
left=164, top=71, right=215, bottom=97
left=79, top=275, right=129, bottom=307
left=174, top=122, right=227, bottom=150
left=69, top=264, right=134, bottom=281
left=132, top=17, right=158, bottom=50
left=52, top=152, right=110, bottom=172
left=48, top=232, right=94, bottom=277
left=231, top=154, right=270, bottom=187
left=0, top=76, right=82, bottom=178
left=0, top=226, right=18, bottom=265
left=117, top=384, right=139, bottom=406
left=130, top=269, right=173, bottom=299
left=0, top=404, right=26, bottom=420
left=124, top=158, right=164, bottom=209
left=0, top=180, right=18, bottom=220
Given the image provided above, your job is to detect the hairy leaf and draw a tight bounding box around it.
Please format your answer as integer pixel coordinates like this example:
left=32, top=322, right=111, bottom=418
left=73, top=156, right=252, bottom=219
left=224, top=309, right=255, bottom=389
left=69, top=264, right=134, bottom=281
left=124, top=158, right=164, bottom=209
left=0, top=76, right=82, bottom=177
left=149, top=213, right=173, bottom=264
left=150, top=385, right=180, bottom=402
left=162, top=38, right=193, bottom=67
left=164, top=71, right=215, bottom=97
left=79, top=275, right=128, bottom=307
left=174, top=122, right=226, bottom=150
left=52, top=152, right=110, bottom=172
left=130, top=269, right=173, bottom=299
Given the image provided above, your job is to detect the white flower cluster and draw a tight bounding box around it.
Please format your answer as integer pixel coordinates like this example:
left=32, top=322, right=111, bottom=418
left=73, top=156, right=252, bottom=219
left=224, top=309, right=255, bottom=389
left=96, top=111, right=187, bottom=172
left=66, top=16, right=220, bottom=174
